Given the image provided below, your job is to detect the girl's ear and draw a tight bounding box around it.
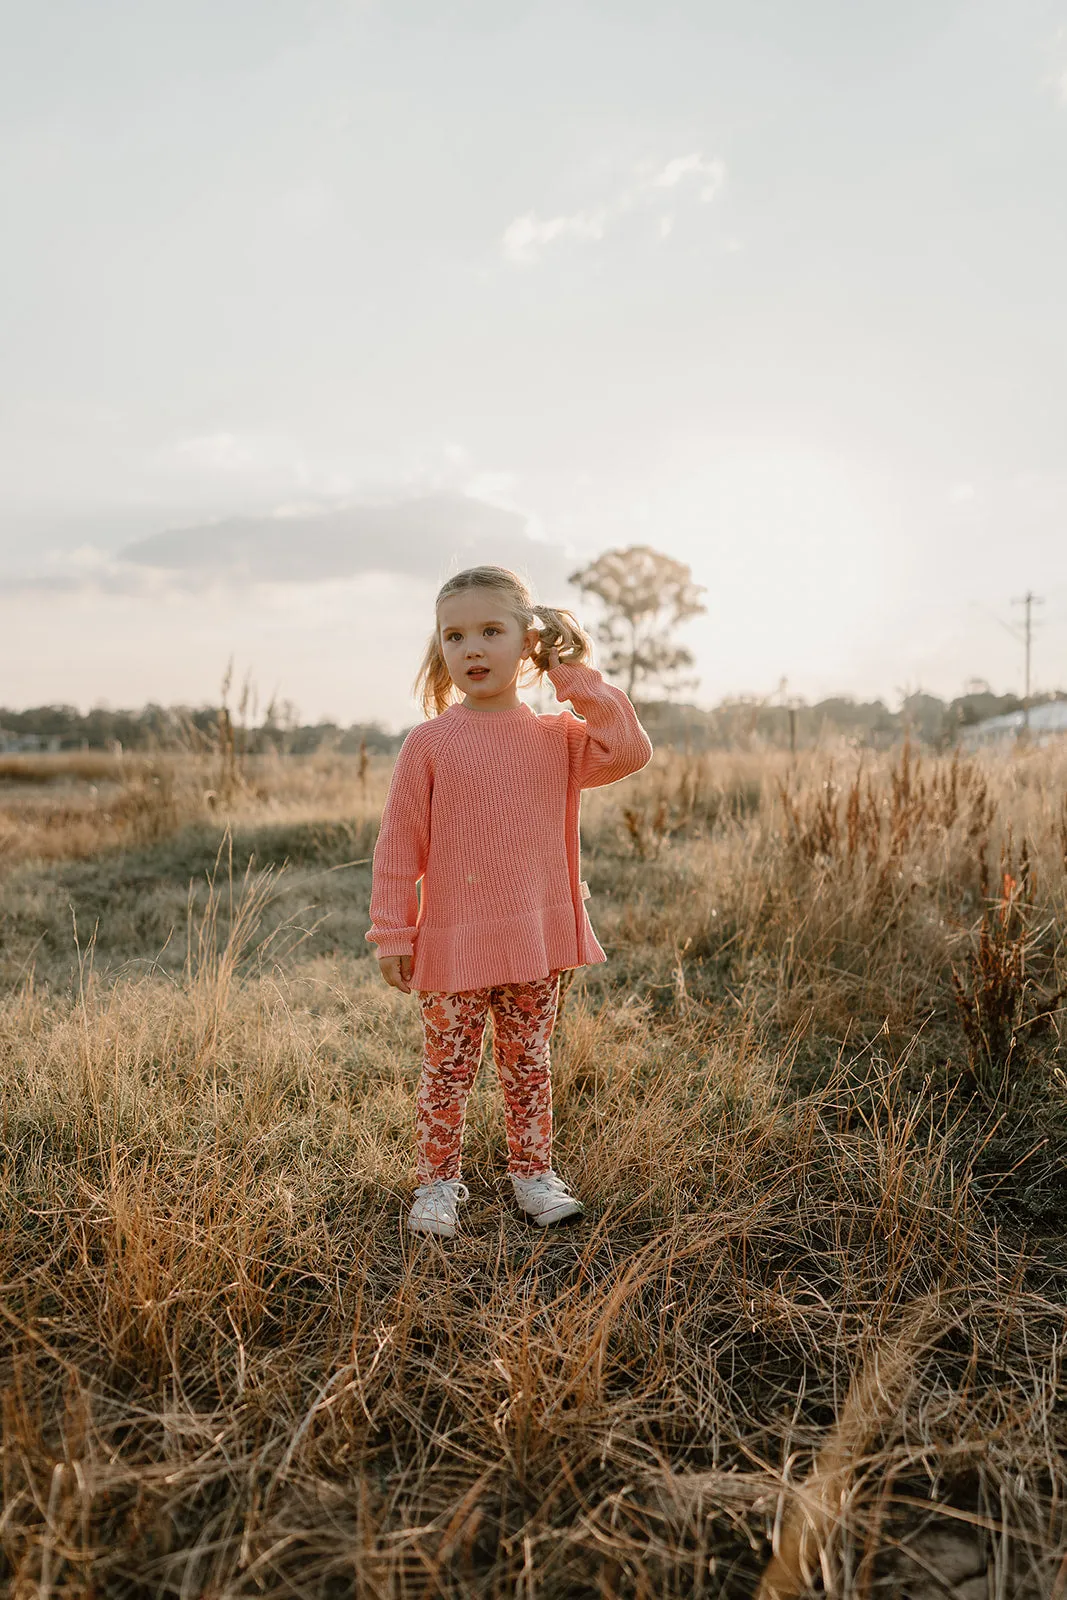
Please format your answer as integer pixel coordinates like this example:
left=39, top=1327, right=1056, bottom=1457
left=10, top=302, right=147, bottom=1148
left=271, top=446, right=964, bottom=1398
left=521, top=625, right=539, bottom=659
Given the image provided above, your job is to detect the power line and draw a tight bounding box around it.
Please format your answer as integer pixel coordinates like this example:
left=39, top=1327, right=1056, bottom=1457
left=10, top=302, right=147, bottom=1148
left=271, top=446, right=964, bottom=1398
left=968, top=599, right=1026, bottom=646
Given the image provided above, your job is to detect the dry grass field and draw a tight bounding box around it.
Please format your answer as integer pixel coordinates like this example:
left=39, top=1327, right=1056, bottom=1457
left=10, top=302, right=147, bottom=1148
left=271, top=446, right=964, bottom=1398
left=0, top=736, right=1065, bottom=1598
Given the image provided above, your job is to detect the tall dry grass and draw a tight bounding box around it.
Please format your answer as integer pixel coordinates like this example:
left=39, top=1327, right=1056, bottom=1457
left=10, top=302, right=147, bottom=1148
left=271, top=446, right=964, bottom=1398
left=0, top=739, right=1065, bottom=1595
left=0, top=749, right=391, bottom=866
left=588, top=739, right=1067, bottom=1094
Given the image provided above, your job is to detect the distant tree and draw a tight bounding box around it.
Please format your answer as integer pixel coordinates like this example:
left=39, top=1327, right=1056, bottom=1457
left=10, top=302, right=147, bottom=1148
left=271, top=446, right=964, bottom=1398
left=259, top=695, right=303, bottom=755
left=900, top=691, right=947, bottom=748
left=567, top=545, right=707, bottom=700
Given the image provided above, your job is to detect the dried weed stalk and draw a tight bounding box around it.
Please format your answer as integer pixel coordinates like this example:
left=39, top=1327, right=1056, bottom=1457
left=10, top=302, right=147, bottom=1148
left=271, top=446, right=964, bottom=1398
left=951, top=832, right=1065, bottom=1107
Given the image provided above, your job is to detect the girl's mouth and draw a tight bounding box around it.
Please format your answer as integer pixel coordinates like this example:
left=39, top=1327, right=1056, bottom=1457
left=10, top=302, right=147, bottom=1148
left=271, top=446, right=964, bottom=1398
left=467, top=668, right=489, bottom=679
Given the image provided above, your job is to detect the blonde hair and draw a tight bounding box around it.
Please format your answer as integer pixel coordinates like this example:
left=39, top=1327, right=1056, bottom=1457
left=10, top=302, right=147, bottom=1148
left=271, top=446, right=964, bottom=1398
left=413, top=565, right=593, bottom=718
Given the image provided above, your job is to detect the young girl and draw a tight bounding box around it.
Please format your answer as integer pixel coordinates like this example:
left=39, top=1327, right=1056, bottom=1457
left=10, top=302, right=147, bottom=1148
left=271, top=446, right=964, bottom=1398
left=365, top=564, right=654, bottom=1238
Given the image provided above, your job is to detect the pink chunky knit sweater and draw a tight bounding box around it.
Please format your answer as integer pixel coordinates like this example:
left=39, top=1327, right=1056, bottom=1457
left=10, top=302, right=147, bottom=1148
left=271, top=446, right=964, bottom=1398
left=365, top=660, right=654, bottom=993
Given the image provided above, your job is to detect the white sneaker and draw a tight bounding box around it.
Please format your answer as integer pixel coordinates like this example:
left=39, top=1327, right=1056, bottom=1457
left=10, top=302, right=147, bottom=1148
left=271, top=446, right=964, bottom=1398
left=511, top=1169, right=585, bottom=1227
left=407, top=1177, right=470, bottom=1238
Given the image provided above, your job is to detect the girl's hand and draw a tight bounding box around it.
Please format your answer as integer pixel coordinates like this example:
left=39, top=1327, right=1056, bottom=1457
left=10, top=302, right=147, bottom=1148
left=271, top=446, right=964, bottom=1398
left=541, top=627, right=581, bottom=670
left=379, top=954, right=413, bottom=993
left=544, top=634, right=582, bottom=670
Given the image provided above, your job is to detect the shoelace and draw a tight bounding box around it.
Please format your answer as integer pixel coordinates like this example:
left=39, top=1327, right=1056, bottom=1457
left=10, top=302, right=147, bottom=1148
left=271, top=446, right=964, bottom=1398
left=413, top=1179, right=470, bottom=1203
left=515, top=1171, right=569, bottom=1195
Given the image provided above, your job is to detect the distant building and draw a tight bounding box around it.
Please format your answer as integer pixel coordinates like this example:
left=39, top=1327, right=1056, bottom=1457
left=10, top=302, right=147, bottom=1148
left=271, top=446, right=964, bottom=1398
left=960, top=700, right=1067, bottom=750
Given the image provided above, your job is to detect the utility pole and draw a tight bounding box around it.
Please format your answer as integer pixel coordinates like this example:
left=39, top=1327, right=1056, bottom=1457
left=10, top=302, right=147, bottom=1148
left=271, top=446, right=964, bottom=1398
left=1011, top=591, right=1045, bottom=738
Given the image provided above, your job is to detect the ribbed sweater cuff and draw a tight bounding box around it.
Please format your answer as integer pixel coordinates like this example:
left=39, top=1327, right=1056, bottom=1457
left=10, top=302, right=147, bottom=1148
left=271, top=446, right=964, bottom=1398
left=546, top=661, right=605, bottom=697
left=365, top=931, right=414, bottom=958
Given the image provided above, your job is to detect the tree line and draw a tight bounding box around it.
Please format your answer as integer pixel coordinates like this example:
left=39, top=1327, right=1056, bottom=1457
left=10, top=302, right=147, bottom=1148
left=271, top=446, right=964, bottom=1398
left=2, top=546, right=1060, bottom=754
left=0, top=685, right=1052, bottom=757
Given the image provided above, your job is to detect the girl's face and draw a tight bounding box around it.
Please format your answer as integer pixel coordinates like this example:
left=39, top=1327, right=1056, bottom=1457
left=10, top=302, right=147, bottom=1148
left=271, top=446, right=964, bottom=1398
left=438, top=588, right=539, bottom=710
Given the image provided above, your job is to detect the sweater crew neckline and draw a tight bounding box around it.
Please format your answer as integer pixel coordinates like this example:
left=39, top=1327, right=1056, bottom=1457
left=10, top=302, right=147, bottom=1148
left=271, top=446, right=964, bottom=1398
left=449, top=700, right=535, bottom=722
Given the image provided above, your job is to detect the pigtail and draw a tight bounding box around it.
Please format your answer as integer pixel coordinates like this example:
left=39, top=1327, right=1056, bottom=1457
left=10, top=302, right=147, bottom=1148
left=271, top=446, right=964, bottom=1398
left=413, top=629, right=459, bottom=719
left=527, top=606, right=594, bottom=675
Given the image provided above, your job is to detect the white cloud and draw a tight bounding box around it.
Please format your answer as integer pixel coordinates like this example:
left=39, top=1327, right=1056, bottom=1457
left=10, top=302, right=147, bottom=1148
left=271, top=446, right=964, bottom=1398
left=171, top=432, right=268, bottom=473
left=463, top=469, right=519, bottom=501
left=501, top=150, right=726, bottom=263
left=501, top=207, right=611, bottom=264
left=142, top=430, right=357, bottom=504
left=4, top=545, right=187, bottom=598
left=647, top=152, right=726, bottom=202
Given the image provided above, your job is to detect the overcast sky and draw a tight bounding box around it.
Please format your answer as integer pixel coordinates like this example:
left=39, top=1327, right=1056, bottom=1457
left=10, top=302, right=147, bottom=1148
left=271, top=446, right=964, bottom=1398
left=3, top=0, right=1066, bottom=731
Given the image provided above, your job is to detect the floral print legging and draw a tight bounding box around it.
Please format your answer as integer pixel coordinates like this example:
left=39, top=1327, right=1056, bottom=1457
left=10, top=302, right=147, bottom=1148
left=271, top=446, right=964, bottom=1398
left=414, top=970, right=562, bottom=1183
